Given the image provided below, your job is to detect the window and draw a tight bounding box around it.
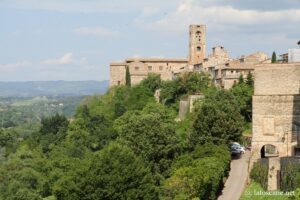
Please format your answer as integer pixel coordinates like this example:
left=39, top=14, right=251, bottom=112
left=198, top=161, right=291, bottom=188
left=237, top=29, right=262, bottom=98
left=159, top=66, right=163, bottom=71
left=263, top=117, right=274, bottom=135
left=148, top=66, right=152, bottom=71
left=117, top=81, right=121, bottom=85
left=197, top=46, right=201, bottom=52
left=135, top=66, right=139, bottom=70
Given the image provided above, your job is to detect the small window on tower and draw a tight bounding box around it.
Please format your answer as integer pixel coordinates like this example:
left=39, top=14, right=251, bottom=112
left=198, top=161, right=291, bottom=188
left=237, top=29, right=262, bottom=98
left=148, top=66, right=152, bottom=71
left=135, top=66, right=139, bottom=70
left=197, top=46, right=201, bottom=52
left=196, top=31, right=201, bottom=36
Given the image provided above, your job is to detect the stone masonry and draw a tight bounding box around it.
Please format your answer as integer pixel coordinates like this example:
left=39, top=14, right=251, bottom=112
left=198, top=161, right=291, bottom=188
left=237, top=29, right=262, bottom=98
left=251, top=63, right=300, bottom=161
left=110, top=24, right=206, bottom=87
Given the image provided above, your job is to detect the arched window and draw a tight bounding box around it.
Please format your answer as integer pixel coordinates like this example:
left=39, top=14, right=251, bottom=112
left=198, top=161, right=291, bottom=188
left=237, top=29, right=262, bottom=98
left=197, top=46, right=201, bottom=52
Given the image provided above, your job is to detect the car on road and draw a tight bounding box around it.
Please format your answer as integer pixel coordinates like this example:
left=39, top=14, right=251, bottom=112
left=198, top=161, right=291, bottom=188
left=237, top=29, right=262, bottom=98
left=230, top=142, right=245, bottom=157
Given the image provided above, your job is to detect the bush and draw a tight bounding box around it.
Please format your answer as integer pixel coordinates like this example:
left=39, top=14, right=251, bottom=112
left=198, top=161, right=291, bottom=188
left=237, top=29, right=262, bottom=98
left=250, top=160, right=268, bottom=190
left=280, top=160, right=300, bottom=191
left=162, top=144, right=231, bottom=200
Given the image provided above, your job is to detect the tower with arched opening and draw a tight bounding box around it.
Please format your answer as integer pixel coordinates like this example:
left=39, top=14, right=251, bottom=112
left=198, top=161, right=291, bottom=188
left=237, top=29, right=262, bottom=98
left=189, top=25, right=206, bottom=65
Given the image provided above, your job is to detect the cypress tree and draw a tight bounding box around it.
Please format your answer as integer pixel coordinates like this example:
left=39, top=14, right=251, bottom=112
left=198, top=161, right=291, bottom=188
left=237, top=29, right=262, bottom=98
left=271, top=51, right=277, bottom=63
left=125, top=66, right=131, bottom=86
left=238, top=74, right=244, bottom=84
left=246, top=72, right=254, bottom=87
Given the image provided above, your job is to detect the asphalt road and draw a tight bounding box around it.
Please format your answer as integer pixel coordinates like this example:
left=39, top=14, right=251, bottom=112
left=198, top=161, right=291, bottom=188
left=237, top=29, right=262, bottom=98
left=218, top=150, right=251, bottom=200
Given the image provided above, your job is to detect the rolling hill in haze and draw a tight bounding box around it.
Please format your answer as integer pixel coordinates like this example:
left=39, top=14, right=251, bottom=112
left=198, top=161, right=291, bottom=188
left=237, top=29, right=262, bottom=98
left=0, top=80, right=109, bottom=97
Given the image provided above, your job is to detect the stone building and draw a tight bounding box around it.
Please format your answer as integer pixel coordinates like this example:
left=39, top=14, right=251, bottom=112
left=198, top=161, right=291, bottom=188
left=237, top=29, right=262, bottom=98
left=109, top=23, right=270, bottom=90
left=109, top=25, right=206, bottom=86
left=251, top=63, right=300, bottom=161
left=250, top=63, right=300, bottom=191
left=212, top=52, right=269, bottom=89
left=110, top=58, right=188, bottom=86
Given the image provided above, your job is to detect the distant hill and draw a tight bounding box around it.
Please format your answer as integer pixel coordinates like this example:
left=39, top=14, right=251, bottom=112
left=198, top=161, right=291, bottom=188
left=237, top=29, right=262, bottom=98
left=0, top=80, right=109, bottom=97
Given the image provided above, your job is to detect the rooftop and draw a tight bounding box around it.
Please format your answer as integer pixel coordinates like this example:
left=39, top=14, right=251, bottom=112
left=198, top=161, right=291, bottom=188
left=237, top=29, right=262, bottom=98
left=125, top=58, right=188, bottom=62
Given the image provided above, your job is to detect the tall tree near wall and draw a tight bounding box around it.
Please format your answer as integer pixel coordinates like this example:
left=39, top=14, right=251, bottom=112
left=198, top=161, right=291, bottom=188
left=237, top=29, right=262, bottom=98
left=246, top=72, right=254, bottom=87
left=271, top=51, right=277, bottom=63
left=125, top=66, right=131, bottom=87
left=238, top=74, right=244, bottom=84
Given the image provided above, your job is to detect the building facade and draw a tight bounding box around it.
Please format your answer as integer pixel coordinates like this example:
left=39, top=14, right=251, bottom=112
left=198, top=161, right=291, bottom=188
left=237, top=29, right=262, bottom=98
left=251, top=63, right=300, bottom=161
left=109, top=24, right=206, bottom=87
left=110, top=58, right=188, bottom=86
left=212, top=52, right=269, bottom=89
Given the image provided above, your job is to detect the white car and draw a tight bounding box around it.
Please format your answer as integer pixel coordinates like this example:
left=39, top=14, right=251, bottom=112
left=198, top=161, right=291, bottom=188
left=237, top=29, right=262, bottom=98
left=232, top=142, right=245, bottom=154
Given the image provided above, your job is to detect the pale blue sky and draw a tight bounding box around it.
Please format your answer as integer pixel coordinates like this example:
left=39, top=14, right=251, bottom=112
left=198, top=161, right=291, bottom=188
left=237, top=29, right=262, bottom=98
left=0, top=0, right=299, bottom=81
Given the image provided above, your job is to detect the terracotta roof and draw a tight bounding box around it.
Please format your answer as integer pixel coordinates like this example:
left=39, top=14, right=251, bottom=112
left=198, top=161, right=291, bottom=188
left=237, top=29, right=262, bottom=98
left=110, top=62, right=127, bottom=66
left=125, top=58, right=188, bottom=62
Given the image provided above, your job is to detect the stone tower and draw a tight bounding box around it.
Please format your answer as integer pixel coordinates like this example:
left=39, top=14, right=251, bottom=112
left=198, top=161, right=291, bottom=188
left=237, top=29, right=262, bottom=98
left=189, top=25, right=206, bottom=65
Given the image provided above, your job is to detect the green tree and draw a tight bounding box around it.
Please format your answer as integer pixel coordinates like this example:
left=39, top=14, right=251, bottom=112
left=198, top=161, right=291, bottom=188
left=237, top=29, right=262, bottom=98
left=53, top=143, right=158, bottom=200
left=114, top=103, right=181, bottom=177
left=231, top=83, right=253, bottom=122
left=238, top=74, right=244, bottom=84
left=32, top=114, right=69, bottom=153
left=191, top=89, right=244, bottom=145
left=125, top=66, right=131, bottom=86
left=160, top=72, right=210, bottom=106
left=271, top=51, right=277, bottom=63
left=179, top=72, right=210, bottom=94
left=246, top=72, right=254, bottom=87
left=0, top=145, right=48, bottom=200
left=160, top=79, right=181, bottom=105
left=140, top=73, right=162, bottom=93
left=126, top=84, right=155, bottom=111
left=162, top=144, right=230, bottom=200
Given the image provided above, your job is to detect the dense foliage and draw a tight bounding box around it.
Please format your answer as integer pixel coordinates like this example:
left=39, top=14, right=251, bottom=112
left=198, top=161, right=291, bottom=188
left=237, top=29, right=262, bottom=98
left=191, top=89, right=244, bottom=145
left=0, top=72, right=255, bottom=199
left=162, top=143, right=231, bottom=200
left=280, top=160, right=300, bottom=192
left=250, top=161, right=269, bottom=190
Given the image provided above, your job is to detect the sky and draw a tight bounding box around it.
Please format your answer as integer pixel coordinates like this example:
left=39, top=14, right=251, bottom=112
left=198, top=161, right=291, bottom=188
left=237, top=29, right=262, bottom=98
left=0, top=0, right=299, bottom=81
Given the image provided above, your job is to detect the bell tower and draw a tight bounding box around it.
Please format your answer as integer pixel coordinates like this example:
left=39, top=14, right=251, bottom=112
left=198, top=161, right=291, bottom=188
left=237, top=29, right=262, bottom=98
left=189, top=25, right=206, bottom=65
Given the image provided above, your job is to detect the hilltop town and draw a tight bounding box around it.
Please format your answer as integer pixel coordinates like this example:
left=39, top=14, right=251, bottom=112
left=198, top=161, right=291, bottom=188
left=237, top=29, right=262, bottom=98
left=109, top=24, right=300, bottom=196
left=109, top=24, right=289, bottom=89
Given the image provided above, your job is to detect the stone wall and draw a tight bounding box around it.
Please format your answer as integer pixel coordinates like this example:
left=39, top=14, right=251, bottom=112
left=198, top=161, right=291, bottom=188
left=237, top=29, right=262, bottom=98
left=110, top=63, right=126, bottom=86
left=251, top=63, right=300, bottom=161
left=254, top=64, right=300, bottom=95
left=110, top=59, right=188, bottom=86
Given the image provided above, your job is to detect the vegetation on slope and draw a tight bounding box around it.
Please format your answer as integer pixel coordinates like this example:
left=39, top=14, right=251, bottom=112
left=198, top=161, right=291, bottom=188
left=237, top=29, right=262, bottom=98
left=0, top=72, right=255, bottom=200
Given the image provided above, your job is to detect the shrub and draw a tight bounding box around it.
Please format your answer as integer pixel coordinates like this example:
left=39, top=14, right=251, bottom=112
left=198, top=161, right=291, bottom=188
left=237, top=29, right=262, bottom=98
left=250, top=160, right=268, bottom=190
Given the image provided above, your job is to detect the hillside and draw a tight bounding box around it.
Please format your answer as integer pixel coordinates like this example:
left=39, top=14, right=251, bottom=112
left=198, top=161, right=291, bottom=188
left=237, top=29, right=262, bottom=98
left=0, top=80, right=109, bottom=97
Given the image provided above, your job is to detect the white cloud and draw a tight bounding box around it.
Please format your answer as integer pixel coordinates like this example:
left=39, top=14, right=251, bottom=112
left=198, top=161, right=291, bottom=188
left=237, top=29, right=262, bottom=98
left=42, top=53, right=74, bottom=65
left=2, top=0, right=179, bottom=13
left=0, top=61, right=32, bottom=72
left=143, top=0, right=300, bottom=34
left=74, top=27, right=119, bottom=37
